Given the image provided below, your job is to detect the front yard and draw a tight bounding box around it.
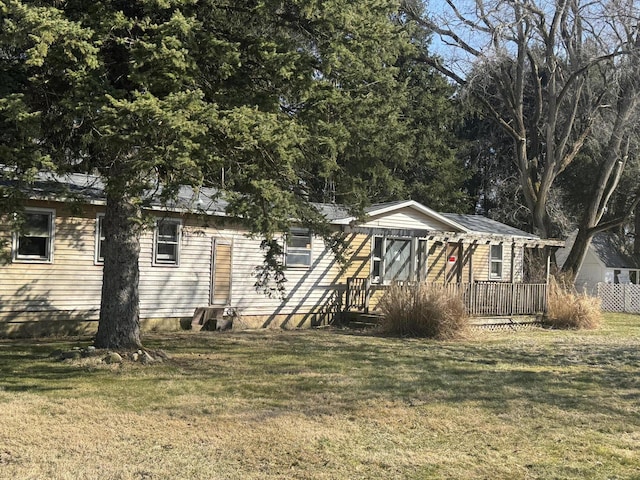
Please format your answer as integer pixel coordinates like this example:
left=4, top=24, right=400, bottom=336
left=1, top=314, right=639, bottom=479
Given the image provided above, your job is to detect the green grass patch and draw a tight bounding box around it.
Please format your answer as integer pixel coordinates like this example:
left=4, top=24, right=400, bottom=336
left=0, top=314, right=639, bottom=479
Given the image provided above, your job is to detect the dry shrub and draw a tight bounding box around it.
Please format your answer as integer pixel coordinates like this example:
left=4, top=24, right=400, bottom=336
left=377, top=283, right=468, bottom=339
left=546, top=277, right=602, bottom=329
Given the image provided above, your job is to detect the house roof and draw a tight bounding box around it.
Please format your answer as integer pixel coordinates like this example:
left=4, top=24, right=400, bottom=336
left=13, top=171, right=230, bottom=215
left=440, top=213, right=538, bottom=239
left=590, top=233, right=640, bottom=269
left=311, top=202, right=351, bottom=222
left=10, top=171, right=550, bottom=242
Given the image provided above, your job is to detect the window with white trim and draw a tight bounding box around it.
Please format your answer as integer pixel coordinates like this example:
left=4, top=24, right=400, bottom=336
left=154, top=219, right=181, bottom=265
left=13, top=209, right=55, bottom=263
left=95, top=214, right=105, bottom=264
left=371, top=236, right=383, bottom=283
left=490, top=244, right=503, bottom=279
left=371, top=236, right=414, bottom=284
left=385, top=238, right=412, bottom=282
left=285, top=228, right=312, bottom=268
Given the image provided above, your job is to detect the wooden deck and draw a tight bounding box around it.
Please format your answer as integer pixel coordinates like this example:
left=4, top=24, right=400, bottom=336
left=344, top=279, right=548, bottom=317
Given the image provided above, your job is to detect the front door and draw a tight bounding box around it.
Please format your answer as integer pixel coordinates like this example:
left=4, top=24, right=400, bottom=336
left=211, top=239, right=232, bottom=305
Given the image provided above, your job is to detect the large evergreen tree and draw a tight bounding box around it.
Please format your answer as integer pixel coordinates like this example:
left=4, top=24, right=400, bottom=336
left=1, top=0, right=467, bottom=348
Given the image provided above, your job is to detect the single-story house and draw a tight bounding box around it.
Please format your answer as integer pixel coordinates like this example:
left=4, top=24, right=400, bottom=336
left=0, top=173, right=562, bottom=336
left=556, top=231, right=640, bottom=294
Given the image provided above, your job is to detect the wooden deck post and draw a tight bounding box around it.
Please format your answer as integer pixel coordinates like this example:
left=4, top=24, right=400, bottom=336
left=457, top=242, right=463, bottom=283
left=544, top=247, right=551, bottom=314
left=444, top=241, right=449, bottom=285
left=510, top=243, right=515, bottom=283
left=510, top=243, right=516, bottom=316
left=468, top=243, right=474, bottom=283
left=545, top=246, right=551, bottom=285
left=364, top=277, right=371, bottom=314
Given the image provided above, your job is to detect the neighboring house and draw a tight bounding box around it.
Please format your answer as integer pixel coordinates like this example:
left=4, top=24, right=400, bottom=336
left=0, top=173, right=562, bottom=336
left=556, top=231, right=640, bottom=294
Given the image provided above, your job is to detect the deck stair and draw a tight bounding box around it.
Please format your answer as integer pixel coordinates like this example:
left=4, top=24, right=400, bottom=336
left=340, top=311, right=384, bottom=329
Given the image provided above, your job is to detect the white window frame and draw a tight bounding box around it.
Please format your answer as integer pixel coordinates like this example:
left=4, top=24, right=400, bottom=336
left=285, top=228, right=312, bottom=268
left=371, top=236, right=383, bottom=283
left=153, top=218, right=182, bottom=266
left=95, top=213, right=105, bottom=265
left=489, top=244, right=504, bottom=280
left=371, top=236, right=418, bottom=284
left=13, top=208, right=55, bottom=263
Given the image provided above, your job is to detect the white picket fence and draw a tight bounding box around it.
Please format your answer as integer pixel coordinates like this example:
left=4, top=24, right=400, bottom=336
left=597, top=283, right=640, bottom=313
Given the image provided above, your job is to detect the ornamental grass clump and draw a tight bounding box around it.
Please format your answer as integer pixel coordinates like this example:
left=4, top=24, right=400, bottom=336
left=377, top=283, right=469, bottom=339
left=546, top=277, right=602, bottom=330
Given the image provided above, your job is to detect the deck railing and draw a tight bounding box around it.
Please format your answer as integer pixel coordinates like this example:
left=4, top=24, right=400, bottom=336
left=345, top=279, right=548, bottom=317
left=449, top=282, right=547, bottom=316
left=345, top=277, right=371, bottom=312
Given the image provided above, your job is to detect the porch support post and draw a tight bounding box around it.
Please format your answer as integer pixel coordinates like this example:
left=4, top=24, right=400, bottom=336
left=457, top=241, right=463, bottom=283
left=510, top=242, right=516, bottom=316
left=545, top=246, right=551, bottom=284
left=510, top=242, right=515, bottom=283
left=544, top=246, right=552, bottom=314
left=443, top=241, right=449, bottom=285
left=468, top=242, right=474, bottom=283
left=364, top=277, right=371, bottom=314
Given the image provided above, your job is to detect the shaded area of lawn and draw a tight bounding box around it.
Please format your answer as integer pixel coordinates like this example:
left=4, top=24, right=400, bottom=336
left=1, top=320, right=639, bottom=418
left=0, top=314, right=639, bottom=479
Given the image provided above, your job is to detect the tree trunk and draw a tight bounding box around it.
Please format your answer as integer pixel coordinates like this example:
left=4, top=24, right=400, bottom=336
left=95, top=192, right=143, bottom=350
left=561, top=228, right=594, bottom=277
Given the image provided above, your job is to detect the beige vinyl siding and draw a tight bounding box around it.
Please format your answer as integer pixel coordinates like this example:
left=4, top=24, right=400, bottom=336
left=457, top=243, right=519, bottom=282
left=470, top=244, right=490, bottom=281
left=1, top=205, right=225, bottom=330
left=368, top=288, right=386, bottom=311
left=513, top=246, right=524, bottom=282
left=229, top=233, right=342, bottom=325
left=361, top=207, right=456, bottom=231
left=425, top=242, right=495, bottom=283
left=426, top=241, right=448, bottom=283
left=1, top=199, right=345, bottom=331
left=339, top=233, right=372, bottom=281
left=0, top=202, right=104, bottom=330
left=138, top=219, right=214, bottom=319
left=229, top=234, right=281, bottom=316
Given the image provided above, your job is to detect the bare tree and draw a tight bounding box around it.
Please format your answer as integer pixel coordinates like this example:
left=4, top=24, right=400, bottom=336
left=561, top=67, right=640, bottom=274
left=404, top=0, right=640, bottom=248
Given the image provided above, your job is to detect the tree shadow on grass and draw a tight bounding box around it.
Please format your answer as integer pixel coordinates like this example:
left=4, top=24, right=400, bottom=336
left=2, top=329, right=639, bottom=425
left=329, top=337, right=640, bottom=417
left=175, top=329, right=640, bottom=421
left=0, top=344, right=91, bottom=393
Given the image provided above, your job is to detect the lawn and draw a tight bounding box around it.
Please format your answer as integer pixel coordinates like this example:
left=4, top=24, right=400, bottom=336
left=0, top=314, right=639, bottom=479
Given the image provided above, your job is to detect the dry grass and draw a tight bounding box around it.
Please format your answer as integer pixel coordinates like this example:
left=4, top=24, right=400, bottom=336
left=1, top=313, right=639, bottom=479
left=546, top=278, right=603, bottom=329
left=377, top=283, right=469, bottom=339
